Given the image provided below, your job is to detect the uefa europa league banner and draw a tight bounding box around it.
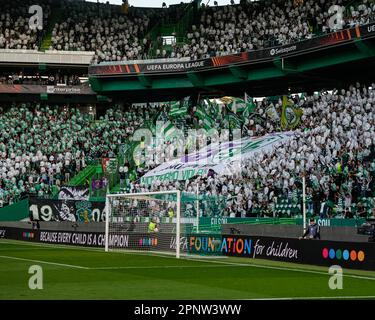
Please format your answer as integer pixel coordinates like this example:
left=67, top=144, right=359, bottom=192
left=141, top=132, right=294, bottom=184
left=89, top=22, right=375, bottom=76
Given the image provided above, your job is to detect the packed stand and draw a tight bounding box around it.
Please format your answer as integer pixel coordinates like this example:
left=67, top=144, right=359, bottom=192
left=0, top=103, right=158, bottom=207
left=0, top=0, right=51, bottom=50
left=2, top=0, right=375, bottom=62
left=49, top=1, right=158, bottom=63
left=124, top=83, right=375, bottom=220
left=170, top=0, right=375, bottom=60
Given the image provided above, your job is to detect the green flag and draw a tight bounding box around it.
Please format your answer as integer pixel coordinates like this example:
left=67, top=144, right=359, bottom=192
left=229, top=97, right=246, bottom=114
left=195, top=106, right=216, bottom=131
left=225, top=113, right=243, bottom=129
left=242, top=93, right=256, bottom=119
left=201, top=98, right=222, bottom=120
left=157, top=120, right=178, bottom=141
left=147, top=121, right=156, bottom=135
left=220, top=96, right=246, bottom=114
left=169, top=101, right=188, bottom=118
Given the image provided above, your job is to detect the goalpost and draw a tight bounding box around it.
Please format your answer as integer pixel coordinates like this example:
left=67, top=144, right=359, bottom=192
left=104, top=190, right=226, bottom=258
left=104, top=190, right=182, bottom=258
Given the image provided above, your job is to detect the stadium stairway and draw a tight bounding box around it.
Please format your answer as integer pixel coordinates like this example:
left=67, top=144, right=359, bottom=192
left=40, top=5, right=64, bottom=51
left=0, top=198, right=29, bottom=221
left=68, top=164, right=102, bottom=187
left=110, top=182, right=122, bottom=194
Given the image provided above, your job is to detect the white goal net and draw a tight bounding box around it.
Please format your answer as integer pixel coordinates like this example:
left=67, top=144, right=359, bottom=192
left=105, top=190, right=185, bottom=258
left=104, top=190, right=226, bottom=258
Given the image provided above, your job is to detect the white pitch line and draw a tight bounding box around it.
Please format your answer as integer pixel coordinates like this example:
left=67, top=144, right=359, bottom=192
left=0, top=255, right=89, bottom=269
left=1, top=240, right=375, bottom=281
left=183, top=257, right=375, bottom=281
left=0, top=240, right=105, bottom=253
left=91, top=264, right=247, bottom=270
left=0, top=247, right=53, bottom=251
left=0, top=240, right=185, bottom=258
left=0, top=240, right=204, bottom=261
left=250, top=296, right=375, bottom=300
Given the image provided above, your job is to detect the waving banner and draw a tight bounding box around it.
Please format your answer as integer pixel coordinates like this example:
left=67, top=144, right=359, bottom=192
left=58, top=186, right=89, bottom=200
left=140, top=132, right=295, bottom=184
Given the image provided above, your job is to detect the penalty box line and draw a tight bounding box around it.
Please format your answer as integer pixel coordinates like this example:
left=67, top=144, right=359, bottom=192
left=0, top=254, right=255, bottom=271
left=2, top=240, right=375, bottom=280
left=182, top=257, right=375, bottom=282
left=249, top=296, right=375, bottom=300
left=0, top=255, right=89, bottom=270
left=2, top=253, right=375, bottom=281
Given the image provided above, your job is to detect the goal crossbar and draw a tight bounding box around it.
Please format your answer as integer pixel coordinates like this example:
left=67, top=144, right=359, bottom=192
left=106, top=190, right=181, bottom=197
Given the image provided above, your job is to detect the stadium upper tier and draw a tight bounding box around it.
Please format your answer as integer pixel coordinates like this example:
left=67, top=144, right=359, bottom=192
left=1, top=0, right=375, bottom=63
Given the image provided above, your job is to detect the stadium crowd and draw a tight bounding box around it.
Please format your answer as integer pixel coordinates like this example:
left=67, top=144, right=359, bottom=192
left=49, top=1, right=155, bottom=63
left=0, top=0, right=51, bottom=50
left=0, top=71, right=83, bottom=85
left=172, top=0, right=375, bottom=60
left=0, top=82, right=374, bottom=219
left=56, top=0, right=375, bottom=62
left=125, top=83, right=375, bottom=219
left=0, top=103, right=158, bottom=206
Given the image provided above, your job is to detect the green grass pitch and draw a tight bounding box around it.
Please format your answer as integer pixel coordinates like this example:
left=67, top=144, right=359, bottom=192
left=0, top=239, right=374, bottom=300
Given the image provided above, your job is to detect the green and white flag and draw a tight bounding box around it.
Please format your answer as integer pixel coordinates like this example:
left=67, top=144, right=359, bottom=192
left=195, top=106, right=216, bottom=131
left=204, top=99, right=219, bottom=120
left=229, top=97, right=246, bottom=114
left=157, top=120, right=178, bottom=141
left=265, top=103, right=280, bottom=122
left=147, top=120, right=156, bottom=135
left=220, top=96, right=246, bottom=114
left=242, top=94, right=256, bottom=119
left=169, top=101, right=188, bottom=118
left=182, top=96, right=190, bottom=109
left=213, top=100, right=223, bottom=120
left=225, top=113, right=243, bottom=129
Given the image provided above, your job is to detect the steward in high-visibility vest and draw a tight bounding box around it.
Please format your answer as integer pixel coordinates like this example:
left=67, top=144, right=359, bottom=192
left=168, top=207, right=175, bottom=218
left=148, top=221, right=156, bottom=232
